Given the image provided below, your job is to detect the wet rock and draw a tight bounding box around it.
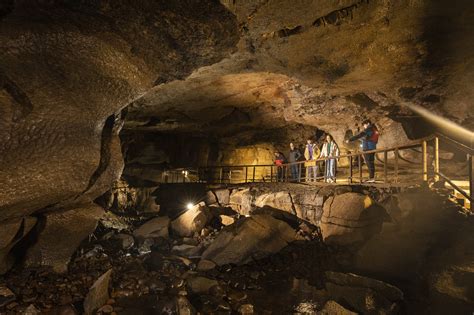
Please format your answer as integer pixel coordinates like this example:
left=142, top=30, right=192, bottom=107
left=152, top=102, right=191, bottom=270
left=325, top=271, right=403, bottom=314
left=133, top=216, right=170, bottom=240
left=83, top=269, right=112, bottom=315
left=176, top=296, right=196, bottom=315
left=138, top=238, right=154, bottom=255
left=320, top=300, right=357, bottom=315
left=172, top=244, right=201, bottom=257
left=171, top=202, right=212, bottom=237
left=0, top=285, right=15, bottom=308
left=113, top=234, right=134, bottom=250
left=238, top=304, right=254, bottom=314
left=220, top=215, right=235, bottom=226
left=0, top=217, right=37, bottom=274
left=24, top=205, right=104, bottom=273
left=320, top=193, right=387, bottom=245
left=197, top=259, right=216, bottom=271
left=97, top=304, right=114, bottom=313
left=201, top=214, right=296, bottom=265
left=187, top=276, right=218, bottom=294
left=24, top=304, right=40, bottom=315
left=100, top=212, right=129, bottom=231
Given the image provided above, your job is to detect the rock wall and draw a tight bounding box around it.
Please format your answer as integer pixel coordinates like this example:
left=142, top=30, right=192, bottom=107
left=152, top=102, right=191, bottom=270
left=0, top=0, right=238, bottom=221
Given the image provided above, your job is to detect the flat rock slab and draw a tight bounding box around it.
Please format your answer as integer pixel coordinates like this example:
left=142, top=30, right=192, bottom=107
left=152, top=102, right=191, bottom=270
left=201, top=214, right=296, bottom=266
left=83, top=269, right=112, bottom=315
left=24, top=204, right=104, bottom=273
left=133, top=216, right=170, bottom=239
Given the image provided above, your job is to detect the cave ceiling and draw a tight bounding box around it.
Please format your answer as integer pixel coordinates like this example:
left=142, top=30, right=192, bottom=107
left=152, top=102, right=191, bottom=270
left=127, top=0, right=474, bottom=137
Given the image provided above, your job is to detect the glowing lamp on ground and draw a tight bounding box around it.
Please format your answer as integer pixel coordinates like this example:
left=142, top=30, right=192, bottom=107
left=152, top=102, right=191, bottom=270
left=186, top=203, right=194, bottom=210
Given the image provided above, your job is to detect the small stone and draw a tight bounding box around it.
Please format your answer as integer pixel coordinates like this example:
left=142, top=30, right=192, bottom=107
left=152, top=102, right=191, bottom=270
left=238, top=304, right=254, bottom=314
left=220, top=215, right=235, bottom=226
left=320, top=300, right=357, bottom=315
left=187, top=276, right=218, bottom=294
left=197, top=259, right=216, bottom=271
left=97, top=304, right=114, bottom=313
left=24, top=304, right=40, bottom=315
left=114, top=234, right=134, bottom=250
left=228, top=290, right=247, bottom=302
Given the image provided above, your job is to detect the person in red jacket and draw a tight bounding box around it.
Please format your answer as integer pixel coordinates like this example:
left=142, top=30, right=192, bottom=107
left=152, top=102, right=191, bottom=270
left=274, top=151, right=287, bottom=182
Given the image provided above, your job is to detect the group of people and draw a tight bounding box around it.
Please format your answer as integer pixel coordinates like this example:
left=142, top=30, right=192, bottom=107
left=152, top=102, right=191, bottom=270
left=274, top=120, right=379, bottom=183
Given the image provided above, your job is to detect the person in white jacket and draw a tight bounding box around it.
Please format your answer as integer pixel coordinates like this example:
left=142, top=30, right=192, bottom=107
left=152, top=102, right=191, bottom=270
left=319, top=134, right=340, bottom=183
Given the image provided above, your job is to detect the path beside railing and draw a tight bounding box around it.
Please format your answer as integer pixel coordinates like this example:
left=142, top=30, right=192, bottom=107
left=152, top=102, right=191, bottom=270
left=159, top=133, right=473, bottom=210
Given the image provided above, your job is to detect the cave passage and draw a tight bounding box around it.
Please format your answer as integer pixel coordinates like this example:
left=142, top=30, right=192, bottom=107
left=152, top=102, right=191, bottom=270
left=1, top=1, right=474, bottom=314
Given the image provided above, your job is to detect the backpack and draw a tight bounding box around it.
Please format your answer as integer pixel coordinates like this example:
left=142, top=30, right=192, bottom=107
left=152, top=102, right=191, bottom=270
left=369, top=126, right=379, bottom=144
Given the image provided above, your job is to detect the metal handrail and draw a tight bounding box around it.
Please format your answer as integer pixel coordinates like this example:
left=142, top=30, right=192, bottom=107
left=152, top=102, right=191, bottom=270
left=163, top=132, right=473, bottom=210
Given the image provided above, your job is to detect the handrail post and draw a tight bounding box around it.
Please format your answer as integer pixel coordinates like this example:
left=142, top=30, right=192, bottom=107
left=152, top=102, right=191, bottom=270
left=434, top=137, right=440, bottom=181
left=394, top=148, right=399, bottom=183
left=349, top=156, right=353, bottom=184
left=298, top=163, right=302, bottom=183
left=358, top=153, right=362, bottom=183
left=270, top=166, right=273, bottom=182
left=422, top=140, right=428, bottom=182
left=252, top=166, right=256, bottom=183
left=245, top=166, right=248, bottom=183
left=469, top=154, right=473, bottom=202
left=219, top=167, right=223, bottom=184
left=383, top=150, right=388, bottom=183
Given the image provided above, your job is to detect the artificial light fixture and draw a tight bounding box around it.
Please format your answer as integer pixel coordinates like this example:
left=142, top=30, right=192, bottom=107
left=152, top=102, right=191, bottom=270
left=186, top=203, right=194, bottom=210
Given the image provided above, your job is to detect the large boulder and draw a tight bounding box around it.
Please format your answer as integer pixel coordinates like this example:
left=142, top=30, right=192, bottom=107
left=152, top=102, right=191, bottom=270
left=24, top=204, right=104, bottom=273
left=171, top=203, right=212, bottom=237
left=290, top=192, right=325, bottom=224
left=0, top=217, right=37, bottom=274
left=201, top=214, right=297, bottom=266
left=320, top=192, right=387, bottom=245
left=325, top=271, right=403, bottom=314
left=254, top=192, right=295, bottom=216
left=134, top=216, right=170, bottom=240
left=229, top=188, right=254, bottom=215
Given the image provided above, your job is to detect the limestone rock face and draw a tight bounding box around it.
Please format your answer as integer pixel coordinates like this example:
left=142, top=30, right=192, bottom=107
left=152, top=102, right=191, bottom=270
left=0, top=1, right=238, bottom=221
left=320, top=192, right=387, bottom=245
left=24, top=204, right=104, bottom=273
left=0, top=217, right=37, bottom=274
left=171, top=203, right=212, bottom=237
left=201, top=214, right=297, bottom=266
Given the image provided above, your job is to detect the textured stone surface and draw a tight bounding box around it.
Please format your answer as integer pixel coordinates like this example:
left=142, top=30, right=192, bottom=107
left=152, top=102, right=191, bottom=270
left=24, top=204, right=104, bottom=273
left=201, top=214, right=296, bottom=266
left=320, top=192, right=387, bottom=245
left=171, top=203, right=212, bottom=237
left=0, top=217, right=37, bottom=274
left=126, top=0, right=474, bottom=161
left=83, top=269, right=112, bottom=315
left=133, top=216, right=170, bottom=240
left=0, top=0, right=238, bottom=221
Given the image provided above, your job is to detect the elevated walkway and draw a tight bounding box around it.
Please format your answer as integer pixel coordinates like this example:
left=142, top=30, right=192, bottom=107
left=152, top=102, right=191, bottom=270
left=160, top=133, right=473, bottom=211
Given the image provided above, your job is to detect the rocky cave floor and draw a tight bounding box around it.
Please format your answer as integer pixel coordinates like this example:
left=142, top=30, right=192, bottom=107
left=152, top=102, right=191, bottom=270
left=0, top=202, right=406, bottom=315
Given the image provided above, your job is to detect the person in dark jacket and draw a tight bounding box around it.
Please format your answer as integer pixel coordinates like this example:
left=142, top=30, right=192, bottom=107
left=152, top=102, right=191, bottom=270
left=288, top=142, right=302, bottom=181
left=274, top=151, right=287, bottom=182
left=346, top=120, right=378, bottom=182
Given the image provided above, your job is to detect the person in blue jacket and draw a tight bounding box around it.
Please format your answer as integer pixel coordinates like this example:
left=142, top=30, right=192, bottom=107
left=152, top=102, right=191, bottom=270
left=346, top=119, right=379, bottom=182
